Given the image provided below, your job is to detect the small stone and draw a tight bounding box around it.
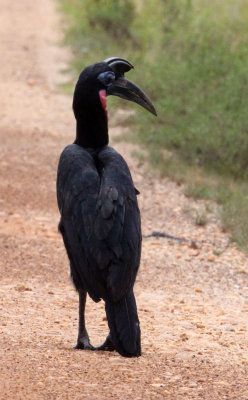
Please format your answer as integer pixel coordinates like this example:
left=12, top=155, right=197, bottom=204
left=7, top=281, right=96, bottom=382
left=189, top=241, right=198, bottom=249
left=195, top=322, right=205, bottom=329
left=27, top=79, right=35, bottom=87
left=45, top=231, right=58, bottom=239
left=15, top=285, right=32, bottom=292
left=180, top=333, right=189, bottom=341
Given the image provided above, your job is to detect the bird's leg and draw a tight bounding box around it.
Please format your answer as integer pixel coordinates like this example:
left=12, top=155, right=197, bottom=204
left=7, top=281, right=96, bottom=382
left=74, top=289, right=114, bottom=352
left=74, top=288, right=94, bottom=350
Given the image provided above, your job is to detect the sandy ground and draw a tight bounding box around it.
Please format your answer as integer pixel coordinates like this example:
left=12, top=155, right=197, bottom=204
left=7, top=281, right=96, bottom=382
left=1, top=1, right=248, bottom=399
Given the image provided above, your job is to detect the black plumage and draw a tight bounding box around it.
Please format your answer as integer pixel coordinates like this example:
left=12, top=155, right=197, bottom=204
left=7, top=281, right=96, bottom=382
left=57, top=58, right=156, bottom=357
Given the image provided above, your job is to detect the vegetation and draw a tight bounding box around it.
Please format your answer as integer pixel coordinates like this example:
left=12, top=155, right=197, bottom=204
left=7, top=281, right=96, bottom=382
left=59, top=0, right=248, bottom=251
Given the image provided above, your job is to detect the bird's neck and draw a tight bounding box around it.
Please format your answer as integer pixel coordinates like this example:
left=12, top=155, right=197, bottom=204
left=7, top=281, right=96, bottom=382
left=74, top=114, right=109, bottom=148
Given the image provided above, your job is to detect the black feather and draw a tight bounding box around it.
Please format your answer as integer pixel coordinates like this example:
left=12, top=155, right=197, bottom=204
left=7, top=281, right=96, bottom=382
left=57, top=144, right=141, bottom=303
left=105, top=291, right=141, bottom=357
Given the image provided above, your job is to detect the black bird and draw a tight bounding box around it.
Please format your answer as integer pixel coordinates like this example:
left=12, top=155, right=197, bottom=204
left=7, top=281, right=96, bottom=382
left=57, top=57, right=156, bottom=357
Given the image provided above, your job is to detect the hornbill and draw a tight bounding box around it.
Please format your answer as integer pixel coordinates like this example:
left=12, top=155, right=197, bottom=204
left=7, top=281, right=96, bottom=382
left=57, top=57, right=156, bottom=357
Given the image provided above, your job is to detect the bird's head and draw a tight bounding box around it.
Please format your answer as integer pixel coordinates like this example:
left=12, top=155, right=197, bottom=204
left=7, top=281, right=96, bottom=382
left=73, top=57, right=157, bottom=122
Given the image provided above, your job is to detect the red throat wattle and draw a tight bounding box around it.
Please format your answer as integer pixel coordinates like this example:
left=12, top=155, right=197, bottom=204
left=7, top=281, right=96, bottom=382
left=99, top=89, right=108, bottom=119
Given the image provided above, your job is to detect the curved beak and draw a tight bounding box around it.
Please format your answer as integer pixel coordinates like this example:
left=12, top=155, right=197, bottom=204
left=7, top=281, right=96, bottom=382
left=106, top=76, right=157, bottom=116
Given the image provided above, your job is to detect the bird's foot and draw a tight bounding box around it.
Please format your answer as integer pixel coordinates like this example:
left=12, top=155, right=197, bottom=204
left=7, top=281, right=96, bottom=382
left=74, top=334, right=94, bottom=350
left=94, top=334, right=115, bottom=352
left=74, top=332, right=115, bottom=352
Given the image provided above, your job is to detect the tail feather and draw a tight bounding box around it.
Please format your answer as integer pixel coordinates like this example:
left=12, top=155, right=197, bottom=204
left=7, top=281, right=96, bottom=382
left=105, top=291, right=141, bottom=357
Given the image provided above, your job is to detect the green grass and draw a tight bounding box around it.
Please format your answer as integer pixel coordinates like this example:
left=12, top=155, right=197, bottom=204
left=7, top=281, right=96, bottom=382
left=59, top=0, right=248, bottom=251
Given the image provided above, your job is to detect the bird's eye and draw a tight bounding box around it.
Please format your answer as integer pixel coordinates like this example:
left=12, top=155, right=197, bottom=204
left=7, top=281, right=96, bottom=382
left=97, top=71, right=115, bottom=87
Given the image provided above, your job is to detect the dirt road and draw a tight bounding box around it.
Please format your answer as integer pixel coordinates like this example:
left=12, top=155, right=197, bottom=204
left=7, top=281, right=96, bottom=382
left=1, top=1, right=248, bottom=399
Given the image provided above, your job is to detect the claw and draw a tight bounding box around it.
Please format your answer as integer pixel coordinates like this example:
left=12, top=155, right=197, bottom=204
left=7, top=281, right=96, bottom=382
left=74, top=343, right=94, bottom=350
left=95, top=334, right=115, bottom=352
left=74, top=332, right=115, bottom=352
left=74, top=335, right=94, bottom=350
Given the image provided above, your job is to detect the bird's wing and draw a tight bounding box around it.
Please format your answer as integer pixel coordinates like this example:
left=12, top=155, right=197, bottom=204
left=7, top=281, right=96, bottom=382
left=57, top=144, right=141, bottom=302
left=94, top=146, right=141, bottom=301
left=57, top=144, right=104, bottom=301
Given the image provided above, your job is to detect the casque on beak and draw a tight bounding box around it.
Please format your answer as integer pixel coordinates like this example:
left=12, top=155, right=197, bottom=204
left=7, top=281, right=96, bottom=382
left=104, top=57, right=157, bottom=117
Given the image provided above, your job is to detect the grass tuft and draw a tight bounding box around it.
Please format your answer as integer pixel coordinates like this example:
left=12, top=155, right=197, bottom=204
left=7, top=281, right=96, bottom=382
left=59, top=0, right=248, bottom=252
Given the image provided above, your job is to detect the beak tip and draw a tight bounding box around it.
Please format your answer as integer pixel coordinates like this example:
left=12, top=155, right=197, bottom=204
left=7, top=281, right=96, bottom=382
left=149, top=105, right=157, bottom=117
